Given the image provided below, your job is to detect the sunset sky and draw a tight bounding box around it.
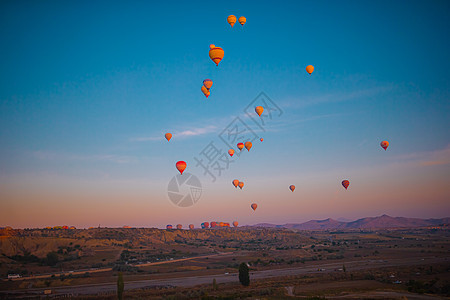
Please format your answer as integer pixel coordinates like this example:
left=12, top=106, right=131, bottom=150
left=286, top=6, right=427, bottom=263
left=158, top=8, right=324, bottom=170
left=1, top=0, right=449, bottom=229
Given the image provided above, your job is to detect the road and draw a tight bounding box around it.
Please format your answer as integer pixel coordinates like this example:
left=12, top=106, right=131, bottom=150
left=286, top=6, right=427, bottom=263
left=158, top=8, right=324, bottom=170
left=3, top=252, right=231, bottom=282
left=1, top=256, right=447, bottom=297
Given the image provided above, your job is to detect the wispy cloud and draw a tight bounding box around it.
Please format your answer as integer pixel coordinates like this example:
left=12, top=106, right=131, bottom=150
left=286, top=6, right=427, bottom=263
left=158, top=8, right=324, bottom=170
left=390, top=145, right=450, bottom=167
left=33, top=151, right=137, bottom=164
left=130, top=125, right=217, bottom=142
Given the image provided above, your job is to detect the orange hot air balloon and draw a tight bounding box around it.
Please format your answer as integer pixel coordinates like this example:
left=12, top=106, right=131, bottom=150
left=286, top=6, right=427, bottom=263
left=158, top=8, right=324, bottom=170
left=380, top=140, right=389, bottom=151
left=201, top=85, right=208, bottom=95
left=176, top=224, right=182, bottom=229
left=289, top=185, right=295, bottom=192
left=228, top=149, right=235, bottom=157
left=238, top=181, right=244, bottom=189
left=233, top=221, right=238, bottom=227
left=245, top=141, right=252, bottom=151
left=306, top=65, right=314, bottom=75
left=342, top=180, right=350, bottom=190
left=260, top=138, right=263, bottom=142
left=251, top=203, right=257, bottom=211
left=237, top=143, right=244, bottom=150
left=176, top=161, right=187, bottom=175
left=227, top=15, right=237, bottom=27
left=232, top=179, right=239, bottom=188
left=209, top=45, right=224, bottom=66
left=238, top=16, right=246, bottom=26
left=205, top=91, right=210, bottom=98
left=255, top=106, right=264, bottom=116
left=189, top=224, right=194, bottom=230
left=203, top=79, right=213, bottom=90
left=165, top=133, right=172, bottom=141
left=219, top=222, right=224, bottom=227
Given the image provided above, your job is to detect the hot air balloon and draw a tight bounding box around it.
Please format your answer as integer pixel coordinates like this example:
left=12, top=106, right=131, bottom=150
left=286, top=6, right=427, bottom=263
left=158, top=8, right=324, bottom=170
left=238, top=181, right=244, bottom=189
left=165, top=133, right=172, bottom=141
left=227, top=15, right=237, bottom=27
left=219, top=222, right=224, bottom=227
left=251, top=203, right=257, bottom=211
left=380, top=141, right=389, bottom=151
left=306, top=65, right=314, bottom=75
left=166, top=224, right=173, bottom=229
left=210, top=222, right=217, bottom=228
left=224, top=223, right=230, bottom=227
left=205, top=91, right=210, bottom=98
left=237, top=143, right=244, bottom=151
left=176, top=161, right=187, bottom=175
left=209, top=45, right=224, bottom=66
left=289, top=185, right=295, bottom=192
left=342, top=180, right=350, bottom=190
left=176, top=224, right=182, bottom=229
left=238, top=16, right=246, bottom=26
left=201, top=223, right=205, bottom=229
left=232, top=179, right=239, bottom=188
left=204, top=222, right=209, bottom=228
left=203, top=79, right=213, bottom=90
left=245, top=141, right=252, bottom=151
left=228, top=149, right=235, bottom=157
left=260, top=138, right=263, bottom=142
left=201, top=85, right=209, bottom=98
left=233, top=221, right=238, bottom=227
left=255, top=106, right=264, bottom=117
left=189, top=224, right=194, bottom=230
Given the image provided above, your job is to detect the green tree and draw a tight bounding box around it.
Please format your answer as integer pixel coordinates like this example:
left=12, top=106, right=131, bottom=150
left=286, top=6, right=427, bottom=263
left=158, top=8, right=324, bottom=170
left=46, top=252, right=59, bottom=266
left=212, top=278, right=218, bottom=290
left=117, top=272, right=124, bottom=300
left=239, top=262, right=250, bottom=286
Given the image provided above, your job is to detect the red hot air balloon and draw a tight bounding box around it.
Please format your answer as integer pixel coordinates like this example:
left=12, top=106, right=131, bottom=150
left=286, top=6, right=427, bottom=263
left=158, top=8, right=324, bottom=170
left=176, top=161, right=187, bottom=175
left=380, top=140, right=389, bottom=151
left=204, top=222, right=209, bottom=228
left=210, top=222, right=217, bottom=228
left=165, top=133, right=172, bottom=141
left=289, top=185, right=295, bottom=192
left=342, top=180, right=350, bottom=190
left=237, top=143, right=244, bottom=151
left=189, top=224, right=194, bottom=230
left=228, top=149, right=235, bottom=157
left=251, top=203, right=257, bottom=211
left=260, top=138, right=263, bottom=142
left=238, top=181, right=244, bottom=189
left=232, top=179, right=239, bottom=188
left=233, top=221, right=238, bottom=227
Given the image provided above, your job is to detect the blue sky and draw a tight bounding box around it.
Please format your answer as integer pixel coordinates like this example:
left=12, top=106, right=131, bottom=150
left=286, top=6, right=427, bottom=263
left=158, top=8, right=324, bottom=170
left=1, top=0, right=449, bottom=228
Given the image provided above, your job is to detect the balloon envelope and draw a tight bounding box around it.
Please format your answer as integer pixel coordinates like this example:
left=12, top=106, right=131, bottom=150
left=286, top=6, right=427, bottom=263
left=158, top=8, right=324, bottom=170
left=306, top=65, right=314, bottom=75
left=290, top=185, right=295, bottom=192
left=189, top=224, right=194, bottom=230
left=238, top=16, right=246, bottom=26
left=232, top=179, right=239, bottom=188
left=380, top=140, right=389, bottom=150
left=176, top=161, right=187, bottom=175
left=228, top=149, right=235, bottom=157
left=203, top=79, right=213, bottom=90
left=209, top=45, right=224, bottom=66
left=165, top=133, right=172, bottom=141
left=255, top=106, right=264, bottom=116
left=233, top=221, right=238, bottom=227
left=201, top=85, right=208, bottom=95
left=342, top=180, right=350, bottom=190
left=245, top=141, right=252, bottom=151
left=176, top=224, right=182, bottom=229
left=210, top=222, right=217, bottom=227
left=204, top=222, right=209, bottom=228
left=227, top=15, right=237, bottom=27
left=260, top=138, right=263, bottom=142
left=237, top=143, right=244, bottom=150
left=251, top=203, right=257, bottom=211
left=238, top=181, right=244, bottom=189
left=166, top=225, right=173, bottom=229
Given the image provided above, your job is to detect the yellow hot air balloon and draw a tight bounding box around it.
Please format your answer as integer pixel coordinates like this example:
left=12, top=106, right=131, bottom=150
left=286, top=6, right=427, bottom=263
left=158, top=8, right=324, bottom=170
left=238, top=181, right=244, bottom=189
left=232, top=179, right=239, bottom=188
left=165, top=133, right=172, bottom=141
left=203, top=79, right=213, bottom=90
left=227, top=15, right=237, bottom=27
left=306, top=65, right=314, bottom=75
left=255, top=106, right=264, bottom=117
left=245, top=141, right=252, bottom=151
left=209, top=45, right=224, bottom=66
left=228, top=149, right=235, bottom=157
left=238, top=16, right=246, bottom=26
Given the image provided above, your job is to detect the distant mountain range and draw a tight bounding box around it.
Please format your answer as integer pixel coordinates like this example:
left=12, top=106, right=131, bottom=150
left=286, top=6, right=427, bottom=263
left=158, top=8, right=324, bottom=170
left=253, top=214, right=450, bottom=230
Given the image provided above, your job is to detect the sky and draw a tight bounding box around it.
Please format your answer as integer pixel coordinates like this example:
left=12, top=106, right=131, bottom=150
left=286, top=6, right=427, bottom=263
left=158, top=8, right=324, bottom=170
left=1, top=0, right=449, bottom=229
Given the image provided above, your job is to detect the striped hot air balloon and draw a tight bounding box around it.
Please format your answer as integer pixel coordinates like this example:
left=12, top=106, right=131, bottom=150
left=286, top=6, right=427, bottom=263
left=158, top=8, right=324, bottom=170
left=209, top=44, right=224, bottom=66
